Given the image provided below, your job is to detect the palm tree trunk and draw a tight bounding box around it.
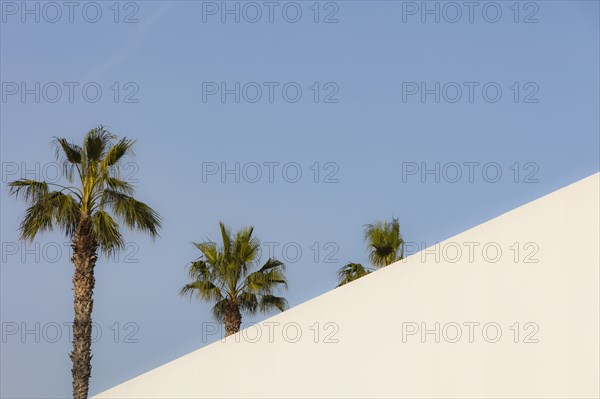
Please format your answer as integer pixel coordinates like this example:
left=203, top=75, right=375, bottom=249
left=70, top=216, right=98, bottom=399
left=224, top=301, right=242, bottom=336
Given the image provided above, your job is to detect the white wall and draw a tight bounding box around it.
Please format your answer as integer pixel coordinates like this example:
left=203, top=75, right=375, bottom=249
left=96, top=173, right=600, bottom=398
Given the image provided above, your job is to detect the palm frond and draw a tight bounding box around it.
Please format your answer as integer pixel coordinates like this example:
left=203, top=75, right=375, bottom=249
left=179, top=279, right=223, bottom=302
left=259, top=295, right=288, bottom=313
left=53, top=137, right=82, bottom=164
left=104, top=177, right=135, bottom=195
left=193, top=242, right=219, bottom=265
left=233, top=226, right=260, bottom=277
left=54, top=191, right=80, bottom=235
left=211, top=299, right=229, bottom=322
left=245, top=260, right=288, bottom=294
left=187, top=260, right=211, bottom=280
left=218, top=222, right=232, bottom=259
left=257, top=257, right=285, bottom=273
left=7, top=179, right=49, bottom=202
left=19, top=192, right=79, bottom=241
left=19, top=196, right=56, bottom=240
left=52, top=137, right=82, bottom=181
left=101, top=190, right=161, bottom=237
left=83, top=126, right=114, bottom=163
left=91, top=210, right=124, bottom=255
left=238, top=292, right=258, bottom=315
left=101, top=137, right=135, bottom=171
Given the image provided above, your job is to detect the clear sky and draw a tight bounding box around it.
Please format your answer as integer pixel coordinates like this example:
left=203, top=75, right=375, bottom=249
left=1, top=1, right=598, bottom=397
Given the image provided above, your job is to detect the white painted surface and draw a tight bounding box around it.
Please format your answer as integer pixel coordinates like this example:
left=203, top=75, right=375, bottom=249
left=96, top=173, right=600, bottom=398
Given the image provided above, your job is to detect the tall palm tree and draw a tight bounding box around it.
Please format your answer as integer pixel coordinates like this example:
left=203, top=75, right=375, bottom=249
left=337, top=218, right=404, bottom=287
left=7, top=126, right=161, bottom=399
left=180, top=222, right=288, bottom=336
left=364, top=217, right=404, bottom=268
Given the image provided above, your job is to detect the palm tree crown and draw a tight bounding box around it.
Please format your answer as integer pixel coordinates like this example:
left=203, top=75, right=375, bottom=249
left=337, top=217, right=405, bottom=287
left=8, top=126, right=161, bottom=251
left=336, top=263, right=372, bottom=287
left=364, top=217, right=404, bottom=268
left=181, top=222, right=288, bottom=336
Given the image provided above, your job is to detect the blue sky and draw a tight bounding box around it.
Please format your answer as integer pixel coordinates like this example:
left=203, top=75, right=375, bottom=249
left=1, top=1, right=599, bottom=397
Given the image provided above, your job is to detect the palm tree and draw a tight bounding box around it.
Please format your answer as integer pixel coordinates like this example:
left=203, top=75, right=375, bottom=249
left=180, top=222, right=288, bottom=337
left=337, top=218, right=404, bottom=287
left=364, top=217, right=404, bottom=268
left=7, top=126, right=161, bottom=399
left=336, top=263, right=372, bottom=287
